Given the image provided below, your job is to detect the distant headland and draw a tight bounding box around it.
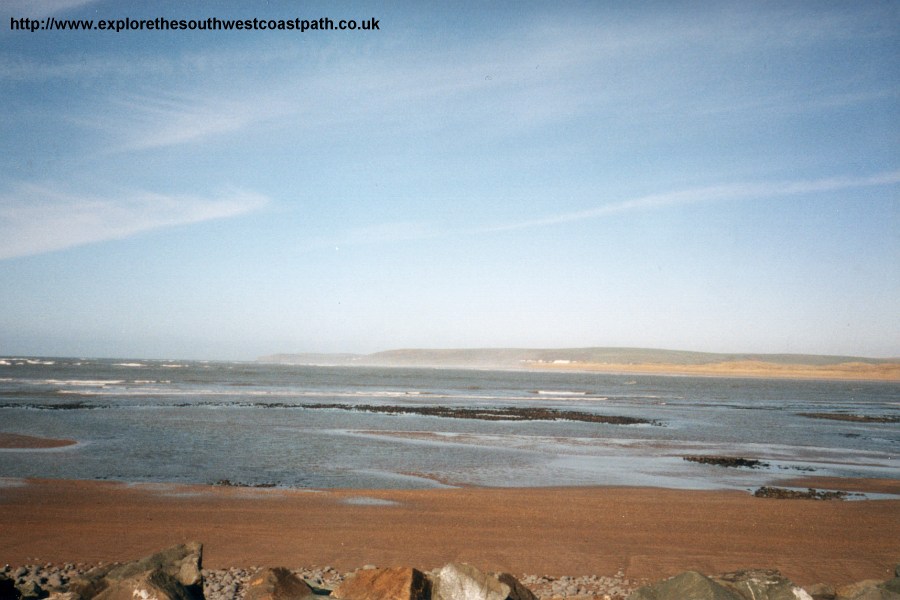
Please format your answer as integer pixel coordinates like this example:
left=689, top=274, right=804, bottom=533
left=258, top=347, right=900, bottom=381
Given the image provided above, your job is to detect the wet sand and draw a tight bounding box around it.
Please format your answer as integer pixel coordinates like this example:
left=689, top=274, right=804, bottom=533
left=774, top=476, right=900, bottom=495
left=0, top=432, right=77, bottom=449
left=1, top=478, right=898, bottom=587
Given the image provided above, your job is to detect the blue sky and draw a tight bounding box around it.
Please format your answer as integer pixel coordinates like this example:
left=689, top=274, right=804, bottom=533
left=1, top=0, right=898, bottom=360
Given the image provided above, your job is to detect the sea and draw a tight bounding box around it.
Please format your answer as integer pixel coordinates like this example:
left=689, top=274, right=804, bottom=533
left=1, top=357, right=897, bottom=492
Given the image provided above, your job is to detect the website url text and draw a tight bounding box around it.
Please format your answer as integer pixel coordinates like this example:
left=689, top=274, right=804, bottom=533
left=9, top=16, right=380, bottom=33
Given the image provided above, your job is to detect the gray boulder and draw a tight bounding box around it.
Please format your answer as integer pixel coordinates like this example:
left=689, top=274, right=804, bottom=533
left=627, top=571, right=743, bottom=600
left=432, top=564, right=510, bottom=600
left=804, top=583, right=836, bottom=600
left=885, top=579, right=900, bottom=595
left=836, top=579, right=900, bottom=600
left=496, top=574, right=537, bottom=600
left=245, top=568, right=315, bottom=600
left=15, top=581, right=44, bottom=600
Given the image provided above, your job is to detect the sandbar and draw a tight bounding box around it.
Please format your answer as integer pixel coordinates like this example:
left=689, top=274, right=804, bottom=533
left=0, top=432, right=77, bottom=449
left=1, top=478, right=898, bottom=587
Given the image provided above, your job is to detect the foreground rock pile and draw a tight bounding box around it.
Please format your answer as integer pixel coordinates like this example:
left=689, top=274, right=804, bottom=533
left=628, top=569, right=900, bottom=600
left=1, top=543, right=898, bottom=600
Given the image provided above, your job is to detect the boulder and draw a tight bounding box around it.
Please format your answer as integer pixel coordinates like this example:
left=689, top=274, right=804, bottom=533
left=332, top=568, right=429, bottom=600
left=15, top=581, right=45, bottom=600
left=68, top=543, right=203, bottom=600
left=804, top=583, right=836, bottom=600
left=92, top=570, right=195, bottom=600
left=836, top=580, right=900, bottom=600
left=627, top=571, right=743, bottom=600
left=245, top=568, right=315, bottom=600
left=0, top=575, right=20, bottom=600
left=432, top=564, right=510, bottom=600
left=496, top=574, right=537, bottom=600
left=713, top=569, right=812, bottom=600
left=104, top=543, right=203, bottom=591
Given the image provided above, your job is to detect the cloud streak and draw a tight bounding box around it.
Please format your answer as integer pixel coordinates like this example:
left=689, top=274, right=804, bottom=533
left=102, top=91, right=294, bottom=151
left=484, top=170, right=900, bottom=233
left=2, top=0, right=99, bottom=17
left=0, top=183, right=269, bottom=260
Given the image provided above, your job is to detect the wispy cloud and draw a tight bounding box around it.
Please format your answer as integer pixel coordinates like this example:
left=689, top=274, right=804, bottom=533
left=8, top=6, right=889, bottom=155
left=0, top=183, right=269, bottom=260
left=484, top=171, right=900, bottom=233
left=3, top=0, right=99, bottom=16
left=99, top=91, right=294, bottom=151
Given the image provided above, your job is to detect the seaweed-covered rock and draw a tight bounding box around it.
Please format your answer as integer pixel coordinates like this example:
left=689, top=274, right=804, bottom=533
left=753, top=487, right=850, bottom=500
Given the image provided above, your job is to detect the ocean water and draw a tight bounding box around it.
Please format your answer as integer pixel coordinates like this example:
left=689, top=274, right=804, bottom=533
left=0, top=357, right=897, bottom=491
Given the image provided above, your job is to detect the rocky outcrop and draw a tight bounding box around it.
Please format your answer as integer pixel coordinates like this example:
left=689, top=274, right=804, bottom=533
left=683, top=456, right=769, bottom=469
left=752, top=487, right=853, bottom=500
left=332, top=568, right=429, bottom=600
left=245, top=568, right=315, bottom=600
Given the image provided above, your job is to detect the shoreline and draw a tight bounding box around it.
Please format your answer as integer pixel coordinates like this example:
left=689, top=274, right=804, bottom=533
left=1, top=478, right=898, bottom=587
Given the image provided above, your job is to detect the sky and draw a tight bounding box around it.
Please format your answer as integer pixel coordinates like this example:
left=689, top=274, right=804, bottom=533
left=1, top=1, right=898, bottom=360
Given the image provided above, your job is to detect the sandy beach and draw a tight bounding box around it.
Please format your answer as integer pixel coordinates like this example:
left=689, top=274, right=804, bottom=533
left=534, top=360, right=900, bottom=381
left=1, top=478, right=898, bottom=588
